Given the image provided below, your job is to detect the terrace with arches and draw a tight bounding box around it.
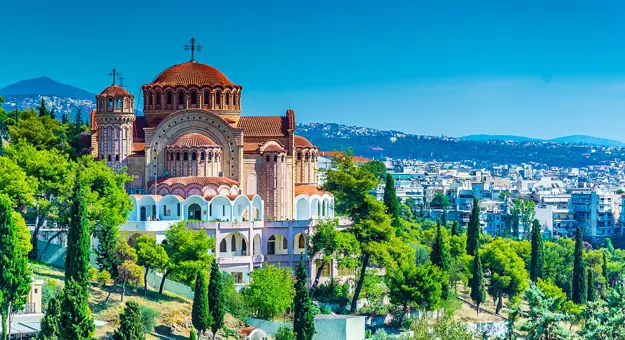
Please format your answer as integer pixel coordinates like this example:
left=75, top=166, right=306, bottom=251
left=294, top=185, right=334, bottom=220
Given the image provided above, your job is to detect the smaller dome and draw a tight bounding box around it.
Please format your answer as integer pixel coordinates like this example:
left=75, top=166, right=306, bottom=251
left=294, top=136, right=314, bottom=148
left=263, top=144, right=286, bottom=153
left=169, top=133, right=218, bottom=148
left=99, top=85, right=130, bottom=97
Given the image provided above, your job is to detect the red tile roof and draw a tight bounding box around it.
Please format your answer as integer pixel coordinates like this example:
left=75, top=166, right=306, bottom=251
left=240, top=327, right=256, bottom=336
left=243, top=142, right=261, bottom=154
left=294, top=135, right=314, bottom=148
left=237, top=116, right=289, bottom=137
left=263, top=144, right=286, bottom=153
left=149, top=62, right=234, bottom=87
left=132, top=142, right=145, bottom=153
left=169, top=133, right=217, bottom=148
left=295, top=184, right=332, bottom=196
left=148, top=176, right=239, bottom=188
left=318, top=151, right=371, bottom=163
left=98, top=85, right=131, bottom=97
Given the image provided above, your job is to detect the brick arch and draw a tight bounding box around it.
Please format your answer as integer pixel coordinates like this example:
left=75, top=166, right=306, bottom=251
left=146, top=110, right=243, bottom=187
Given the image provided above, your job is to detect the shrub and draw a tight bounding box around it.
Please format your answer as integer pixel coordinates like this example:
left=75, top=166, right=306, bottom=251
left=312, top=278, right=350, bottom=306
left=140, top=305, right=159, bottom=333
left=41, top=279, right=60, bottom=312
left=275, top=326, right=296, bottom=340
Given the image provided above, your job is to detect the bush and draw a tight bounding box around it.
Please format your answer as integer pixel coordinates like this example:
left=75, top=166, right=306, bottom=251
left=313, top=278, right=350, bottom=306
left=222, top=273, right=251, bottom=321
left=41, top=279, right=59, bottom=312
left=275, top=326, right=296, bottom=340
left=140, top=306, right=159, bottom=333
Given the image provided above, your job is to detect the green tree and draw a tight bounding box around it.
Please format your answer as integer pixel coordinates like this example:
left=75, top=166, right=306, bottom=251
left=242, top=265, right=294, bottom=319
left=604, top=238, right=615, bottom=255
left=386, top=257, right=444, bottom=313
left=504, top=213, right=512, bottom=238
left=323, top=151, right=395, bottom=312
left=602, top=251, right=609, bottom=287
left=383, top=173, right=401, bottom=234
left=38, top=97, right=49, bottom=117
left=275, top=326, right=296, bottom=340
left=530, top=219, right=544, bottom=282
left=513, top=199, right=535, bottom=239
left=572, top=227, right=587, bottom=304
left=543, top=238, right=574, bottom=298
left=135, top=235, right=169, bottom=297
left=0, top=195, right=32, bottom=340
left=360, top=160, right=386, bottom=179
left=441, top=208, right=447, bottom=228
left=38, top=292, right=61, bottom=339
left=113, top=241, right=143, bottom=302
left=470, top=253, right=486, bottom=316
left=587, top=267, right=596, bottom=302
left=113, top=301, right=144, bottom=340
left=450, top=221, right=460, bottom=236
left=64, top=179, right=91, bottom=288
left=159, top=222, right=214, bottom=294
left=208, top=259, right=225, bottom=340
left=58, top=279, right=94, bottom=340
left=517, top=284, right=570, bottom=340
left=0, top=156, right=36, bottom=210
left=466, top=198, right=480, bottom=256
left=8, top=109, right=69, bottom=152
left=510, top=208, right=520, bottom=239
left=430, top=192, right=451, bottom=209
left=430, top=224, right=449, bottom=299
left=293, top=258, right=315, bottom=340
left=192, top=270, right=211, bottom=338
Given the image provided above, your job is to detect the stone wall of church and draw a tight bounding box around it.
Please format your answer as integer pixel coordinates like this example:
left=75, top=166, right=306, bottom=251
left=127, top=155, right=146, bottom=194
left=294, top=148, right=318, bottom=185
left=261, top=151, right=289, bottom=220
left=242, top=157, right=260, bottom=196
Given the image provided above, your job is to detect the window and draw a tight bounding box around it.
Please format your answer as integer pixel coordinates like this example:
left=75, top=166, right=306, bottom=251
left=204, top=91, right=209, bottom=105
left=191, top=92, right=197, bottom=104
left=282, top=155, right=285, bottom=162
left=148, top=94, right=153, bottom=105
left=178, top=92, right=184, bottom=106
left=167, top=92, right=172, bottom=105
left=207, top=152, right=212, bottom=161
left=298, top=234, right=305, bottom=249
left=232, top=272, right=243, bottom=284
left=305, top=153, right=309, bottom=160
left=231, top=235, right=237, bottom=251
left=116, top=98, right=122, bottom=109
left=115, top=154, right=120, bottom=161
left=183, top=152, right=188, bottom=161
left=274, top=155, right=278, bottom=162
left=297, top=152, right=301, bottom=160
left=215, top=91, right=221, bottom=105
left=266, top=155, right=270, bottom=162
left=177, top=203, right=181, bottom=216
left=107, top=155, right=111, bottom=162
left=267, top=235, right=276, bottom=255
left=170, top=153, right=174, bottom=161
left=176, top=152, right=181, bottom=161
left=108, top=99, right=113, bottom=109
left=241, top=240, right=247, bottom=255
left=191, top=152, right=197, bottom=161
left=201, top=152, right=205, bottom=160
left=282, top=237, right=287, bottom=250
left=220, top=239, right=227, bottom=252
left=34, top=288, right=38, bottom=294
left=225, top=93, right=230, bottom=105
left=156, top=92, right=161, bottom=104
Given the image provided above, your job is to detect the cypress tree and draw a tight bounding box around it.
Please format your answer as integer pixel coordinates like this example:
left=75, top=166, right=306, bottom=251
left=383, top=173, right=401, bottom=234
left=61, top=113, right=68, bottom=124
left=441, top=209, right=447, bottom=228
left=0, top=194, right=32, bottom=340
left=450, top=221, right=460, bottom=236
left=587, top=268, right=596, bottom=302
left=113, top=300, right=144, bottom=340
left=503, top=213, right=512, bottom=238
left=58, top=279, right=94, bottom=340
left=49, top=109, right=56, bottom=121
left=294, top=258, right=315, bottom=340
left=602, top=251, right=609, bottom=286
left=530, top=219, right=544, bottom=282
left=65, top=178, right=91, bottom=288
left=38, top=97, right=49, bottom=117
left=430, top=224, right=450, bottom=299
left=208, top=259, right=224, bottom=340
left=74, top=108, right=83, bottom=127
left=466, top=198, right=480, bottom=256
left=470, top=252, right=486, bottom=316
left=572, top=227, right=587, bottom=304
left=38, top=293, right=61, bottom=340
left=192, top=270, right=211, bottom=338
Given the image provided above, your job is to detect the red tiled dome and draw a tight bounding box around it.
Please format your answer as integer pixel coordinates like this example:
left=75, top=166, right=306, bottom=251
left=99, top=85, right=130, bottom=97
left=169, top=133, right=218, bottom=148
left=294, top=135, right=314, bottom=148
left=150, top=62, right=233, bottom=87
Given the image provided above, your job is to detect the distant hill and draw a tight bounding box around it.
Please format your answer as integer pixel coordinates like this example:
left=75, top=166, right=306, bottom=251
left=461, top=134, right=625, bottom=148
left=0, top=76, right=95, bottom=100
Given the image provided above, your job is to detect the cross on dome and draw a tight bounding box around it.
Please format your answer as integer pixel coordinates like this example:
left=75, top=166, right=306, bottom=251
left=184, top=38, right=202, bottom=62
left=109, top=68, right=120, bottom=86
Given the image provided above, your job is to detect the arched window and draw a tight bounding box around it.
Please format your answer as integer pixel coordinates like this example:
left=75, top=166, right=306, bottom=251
left=201, top=152, right=205, bottom=160
left=156, top=92, right=161, bottom=104
left=191, top=152, right=197, bottom=161
left=116, top=98, right=122, bottom=109
left=170, top=153, right=174, bottom=161
left=220, top=239, right=227, bottom=253
left=183, top=152, right=188, bottom=161
left=266, top=155, right=270, bottom=162
left=207, top=152, right=212, bottom=161
left=241, top=239, right=247, bottom=255
left=191, top=92, right=197, bottom=104
left=297, top=152, right=301, bottom=160
left=225, top=92, right=230, bottom=105
left=215, top=91, right=221, bottom=105
left=274, top=155, right=278, bottom=162
left=203, top=91, right=209, bottom=106
left=115, top=154, right=120, bottom=161
left=298, top=234, right=305, bottom=249
left=148, top=94, right=153, bottom=105
left=167, top=92, right=173, bottom=105
left=282, top=237, right=288, bottom=250
left=231, top=235, right=237, bottom=252
left=107, top=155, right=112, bottom=161
left=108, top=99, right=113, bottom=109
left=267, top=235, right=276, bottom=255
left=176, top=152, right=181, bottom=161
left=305, top=153, right=310, bottom=160
left=178, top=91, right=184, bottom=106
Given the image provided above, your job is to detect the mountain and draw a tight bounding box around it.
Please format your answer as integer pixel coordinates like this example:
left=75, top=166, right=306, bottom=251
left=460, top=134, right=625, bottom=148
left=0, top=76, right=95, bottom=100
left=298, top=122, right=625, bottom=167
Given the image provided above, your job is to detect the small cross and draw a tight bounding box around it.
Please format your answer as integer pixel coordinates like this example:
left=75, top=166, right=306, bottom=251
left=184, top=38, right=202, bottom=62
left=118, top=73, right=126, bottom=87
left=109, top=68, right=120, bottom=86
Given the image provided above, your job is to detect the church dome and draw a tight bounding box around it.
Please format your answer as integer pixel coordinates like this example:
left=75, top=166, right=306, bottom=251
left=99, top=85, right=131, bottom=97
left=169, top=133, right=218, bottom=148
left=294, top=136, right=314, bottom=148
left=150, top=62, right=233, bottom=87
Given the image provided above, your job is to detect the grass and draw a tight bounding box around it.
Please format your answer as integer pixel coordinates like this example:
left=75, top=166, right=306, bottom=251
left=32, top=264, right=244, bottom=339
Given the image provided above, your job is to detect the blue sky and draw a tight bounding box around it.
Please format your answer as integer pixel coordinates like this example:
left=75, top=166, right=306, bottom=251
left=2, top=0, right=625, bottom=139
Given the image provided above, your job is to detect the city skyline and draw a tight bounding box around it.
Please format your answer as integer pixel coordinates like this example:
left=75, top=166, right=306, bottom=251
left=2, top=0, right=625, bottom=139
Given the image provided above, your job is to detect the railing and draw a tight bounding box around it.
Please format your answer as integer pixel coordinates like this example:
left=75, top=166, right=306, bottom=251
left=18, top=303, right=36, bottom=315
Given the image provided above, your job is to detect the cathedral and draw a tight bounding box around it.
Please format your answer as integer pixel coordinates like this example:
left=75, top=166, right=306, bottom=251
left=87, top=40, right=338, bottom=283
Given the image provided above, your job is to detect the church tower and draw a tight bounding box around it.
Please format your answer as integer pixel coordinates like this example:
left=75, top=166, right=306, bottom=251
left=95, top=69, right=135, bottom=170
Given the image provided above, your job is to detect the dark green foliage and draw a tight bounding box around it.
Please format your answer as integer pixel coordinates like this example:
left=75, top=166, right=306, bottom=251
left=383, top=173, right=401, bottom=233
left=95, top=224, right=120, bottom=279
left=450, top=221, right=460, bottom=236
left=192, top=270, right=211, bottom=336
left=430, top=224, right=450, bottom=299
left=58, top=279, right=94, bottom=340
left=470, top=253, right=486, bottom=314
left=208, top=259, right=225, bottom=339
left=517, top=284, right=570, bottom=340
left=572, top=227, right=587, bottom=304
left=140, top=306, right=158, bottom=334
left=604, top=238, right=615, bottom=254
left=504, top=213, right=512, bottom=238
left=38, top=293, right=61, bottom=340
left=530, top=219, right=544, bottom=282
left=64, top=179, right=91, bottom=288
left=587, top=268, right=596, bottom=302
left=360, top=160, right=386, bottom=179
left=466, top=198, right=480, bottom=256
left=293, top=258, right=315, bottom=340
left=189, top=332, right=196, bottom=340
left=0, top=194, right=31, bottom=340
left=275, top=326, right=296, bottom=340
left=38, top=97, right=49, bottom=117
left=113, top=301, right=145, bottom=340
left=430, top=192, right=451, bottom=209
left=602, top=251, right=609, bottom=285
left=222, top=274, right=251, bottom=322
left=511, top=210, right=520, bottom=239
left=441, top=209, right=447, bottom=228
